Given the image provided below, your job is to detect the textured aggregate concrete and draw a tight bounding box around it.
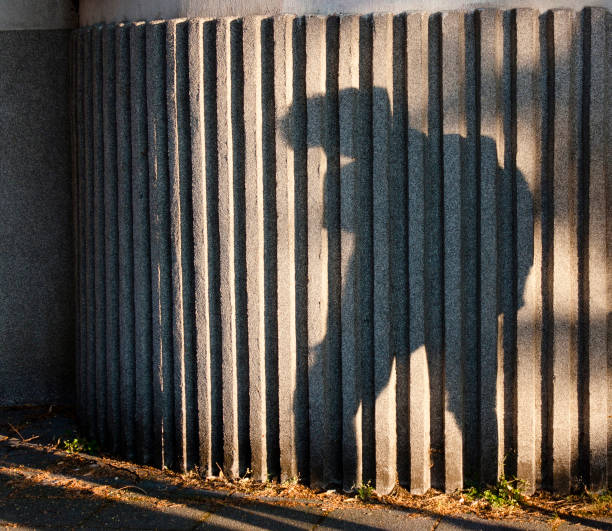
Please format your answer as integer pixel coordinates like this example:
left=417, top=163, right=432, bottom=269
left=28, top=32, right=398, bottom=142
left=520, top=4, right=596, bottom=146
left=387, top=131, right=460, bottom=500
left=73, top=9, right=611, bottom=495
left=0, top=30, right=74, bottom=406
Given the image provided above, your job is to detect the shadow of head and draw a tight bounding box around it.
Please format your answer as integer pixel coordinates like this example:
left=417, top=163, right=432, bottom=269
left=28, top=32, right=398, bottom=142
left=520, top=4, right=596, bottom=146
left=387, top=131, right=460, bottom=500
left=280, top=86, right=533, bottom=311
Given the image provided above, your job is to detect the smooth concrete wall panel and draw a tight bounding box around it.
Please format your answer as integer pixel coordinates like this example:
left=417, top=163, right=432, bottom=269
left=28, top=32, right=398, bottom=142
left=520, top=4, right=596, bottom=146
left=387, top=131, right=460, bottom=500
left=74, top=9, right=611, bottom=493
left=0, top=0, right=76, bottom=30
left=0, top=30, right=74, bottom=406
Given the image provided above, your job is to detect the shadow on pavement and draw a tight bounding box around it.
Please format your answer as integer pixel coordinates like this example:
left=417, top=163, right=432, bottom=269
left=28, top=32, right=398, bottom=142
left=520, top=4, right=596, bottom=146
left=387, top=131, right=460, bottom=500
left=1, top=407, right=611, bottom=530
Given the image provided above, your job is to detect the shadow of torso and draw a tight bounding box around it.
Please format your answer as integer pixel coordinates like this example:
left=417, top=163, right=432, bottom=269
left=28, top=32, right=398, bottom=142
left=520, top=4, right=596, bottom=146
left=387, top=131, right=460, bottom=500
left=281, top=87, right=532, bottom=491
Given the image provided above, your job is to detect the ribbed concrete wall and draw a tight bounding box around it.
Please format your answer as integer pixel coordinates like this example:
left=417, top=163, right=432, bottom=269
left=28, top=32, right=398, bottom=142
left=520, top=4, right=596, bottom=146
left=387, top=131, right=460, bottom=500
left=73, top=8, right=611, bottom=494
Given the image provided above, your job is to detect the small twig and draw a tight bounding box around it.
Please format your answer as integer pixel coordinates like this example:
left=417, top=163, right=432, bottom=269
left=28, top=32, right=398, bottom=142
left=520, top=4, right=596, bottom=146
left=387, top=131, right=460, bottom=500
left=22, top=435, right=39, bottom=443
left=115, top=485, right=147, bottom=495
left=8, top=423, right=25, bottom=442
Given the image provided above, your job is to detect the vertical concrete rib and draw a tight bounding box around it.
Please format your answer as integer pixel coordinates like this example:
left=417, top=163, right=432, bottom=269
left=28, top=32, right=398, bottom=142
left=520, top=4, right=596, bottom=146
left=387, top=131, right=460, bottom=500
left=607, top=9, right=612, bottom=491
left=130, top=21, right=153, bottom=464
left=71, top=31, right=80, bottom=430
left=243, top=16, right=268, bottom=481
left=515, top=8, right=541, bottom=494
left=500, top=11, right=517, bottom=477
left=406, top=12, right=430, bottom=495
left=189, top=17, right=213, bottom=477
left=216, top=17, right=239, bottom=477
left=426, top=14, right=445, bottom=489
left=305, top=15, right=329, bottom=488
left=102, top=25, right=121, bottom=454
left=83, top=28, right=97, bottom=439
left=357, top=15, right=375, bottom=485
left=478, top=8, right=504, bottom=486
left=203, top=18, right=225, bottom=473
left=391, top=14, right=409, bottom=487
left=167, top=19, right=188, bottom=471
left=147, top=20, right=175, bottom=469
left=372, top=13, right=397, bottom=495
left=541, top=10, right=554, bottom=490
left=274, top=15, right=298, bottom=483
left=92, top=26, right=107, bottom=448
left=115, top=23, right=136, bottom=460
left=586, top=7, right=609, bottom=492
left=338, top=14, right=361, bottom=491
left=177, top=20, right=198, bottom=472
left=551, top=10, right=578, bottom=494
left=76, top=32, right=88, bottom=434
left=462, top=12, right=479, bottom=485
left=441, top=11, right=466, bottom=492
left=573, top=13, right=583, bottom=487
left=168, top=19, right=198, bottom=471
left=291, top=16, right=310, bottom=483
left=325, top=15, right=343, bottom=489
left=230, top=19, right=251, bottom=476
left=73, top=32, right=82, bottom=428
left=262, top=17, right=281, bottom=480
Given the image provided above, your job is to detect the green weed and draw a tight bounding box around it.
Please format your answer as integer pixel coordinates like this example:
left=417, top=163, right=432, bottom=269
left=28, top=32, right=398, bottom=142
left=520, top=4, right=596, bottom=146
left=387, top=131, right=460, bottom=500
left=63, top=437, right=99, bottom=455
left=464, top=476, right=526, bottom=508
left=281, top=474, right=300, bottom=487
left=356, top=480, right=374, bottom=502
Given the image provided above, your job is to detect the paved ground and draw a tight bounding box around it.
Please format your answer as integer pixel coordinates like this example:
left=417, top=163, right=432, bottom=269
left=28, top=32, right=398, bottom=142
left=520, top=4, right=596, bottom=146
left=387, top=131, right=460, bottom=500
left=1, top=407, right=610, bottom=530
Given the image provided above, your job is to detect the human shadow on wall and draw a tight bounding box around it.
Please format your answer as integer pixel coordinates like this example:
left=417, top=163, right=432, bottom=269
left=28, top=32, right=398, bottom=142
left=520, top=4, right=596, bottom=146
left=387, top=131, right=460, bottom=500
left=281, top=86, right=533, bottom=493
